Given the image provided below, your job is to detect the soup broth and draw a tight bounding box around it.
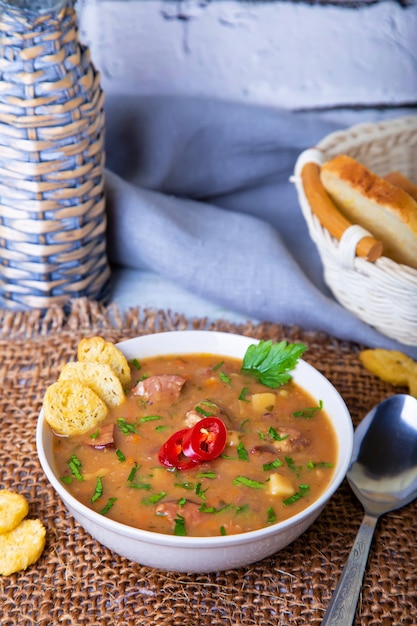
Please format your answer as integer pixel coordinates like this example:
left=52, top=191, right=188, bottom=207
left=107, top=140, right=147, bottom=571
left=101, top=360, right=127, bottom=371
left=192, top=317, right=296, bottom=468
left=52, top=353, right=338, bottom=537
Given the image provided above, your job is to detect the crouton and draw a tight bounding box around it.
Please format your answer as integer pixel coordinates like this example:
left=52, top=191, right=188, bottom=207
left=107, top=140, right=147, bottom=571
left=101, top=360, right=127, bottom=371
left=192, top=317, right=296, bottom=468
left=77, top=336, right=131, bottom=386
left=0, top=519, right=46, bottom=576
left=359, top=349, right=417, bottom=397
left=58, top=361, right=126, bottom=408
left=0, top=490, right=29, bottom=535
left=43, top=379, right=108, bottom=436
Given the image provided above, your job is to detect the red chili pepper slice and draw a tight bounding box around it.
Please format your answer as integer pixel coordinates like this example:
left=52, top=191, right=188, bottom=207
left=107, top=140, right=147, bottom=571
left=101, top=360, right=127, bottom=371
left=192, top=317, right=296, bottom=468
left=158, top=429, right=199, bottom=471
left=158, top=417, right=227, bottom=470
left=181, top=417, right=227, bottom=462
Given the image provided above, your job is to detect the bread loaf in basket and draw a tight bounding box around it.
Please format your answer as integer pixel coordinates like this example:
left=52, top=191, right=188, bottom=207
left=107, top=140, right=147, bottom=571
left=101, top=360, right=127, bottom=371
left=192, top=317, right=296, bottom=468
left=292, top=115, right=417, bottom=346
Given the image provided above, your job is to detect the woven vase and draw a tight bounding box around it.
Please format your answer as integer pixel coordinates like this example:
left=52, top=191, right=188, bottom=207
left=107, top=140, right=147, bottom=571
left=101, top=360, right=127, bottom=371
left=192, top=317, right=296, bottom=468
left=0, top=0, right=110, bottom=310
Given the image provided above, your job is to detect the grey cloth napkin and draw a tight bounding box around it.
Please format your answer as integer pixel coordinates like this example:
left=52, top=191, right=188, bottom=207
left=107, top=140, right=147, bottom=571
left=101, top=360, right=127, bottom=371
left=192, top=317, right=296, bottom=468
left=104, top=95, right=417, bottom=359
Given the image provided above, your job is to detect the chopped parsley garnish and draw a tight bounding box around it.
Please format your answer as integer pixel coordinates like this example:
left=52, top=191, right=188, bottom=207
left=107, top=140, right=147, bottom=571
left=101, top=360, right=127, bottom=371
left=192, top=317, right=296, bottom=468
left=195, top=400, right=217, bottom=417
left=240, top=418, right=250, bottom=431
left=199, top=502, right=231, bottom=514
left=142, top=492, right=167, bottom=505
left=174, top=514, right=186, bottom=536
left=131, top=358, right=141, bottom=370
left=241, top=340, right=307, bottom=388
left=283, top=484, right=310, bottom=506
left=268, top=426, right=289, bottom=442
left=212, top=360, right=224, bottom=371
left=307, top=460, right=334, bottom=469
left=174, top=481, right=195, bottom=490
left=233, top=476, right=265, bottom=489
left=129, top=482, right=151, bottom=490
left=118, top=418, right=136, bottom=434
left=139, top=415, right=162, bottom=423
left=195, top=482, right=208, bottom=501
left=68, top=454, right=83, bottom=481
left=196, top=471, right=217, bottom=479
left=237, top=442, right=249, bottom=461
left=91, top=477, right=104, bottom=503
left=267, top=507, right=276, bottom=524
left=89, top=429, right=99, bottom=439
left=293, top=400, right=323, bottom=418
left=127, top=463, right=139, bottom=482
left=178, top=497, right=187, bottom=508
left=116, top=448, right=126, bottom=462
left=219, top=371, right=232, bottom=385
left=285, top=456, right=302, bottom=476
left=220, top=526, right=227, bottom=536
left=99, top=497, right=117, bottom=515
left=263, top=459, right=283, bottom=471
left=140, top=415, right=162, bottom=423
left=238, top=387, right=250, bottom=401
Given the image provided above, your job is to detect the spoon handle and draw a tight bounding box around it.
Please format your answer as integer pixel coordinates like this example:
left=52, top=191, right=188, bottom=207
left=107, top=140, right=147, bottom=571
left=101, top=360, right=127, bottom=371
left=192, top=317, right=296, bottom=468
left=321, top=513, right=378, bottom=626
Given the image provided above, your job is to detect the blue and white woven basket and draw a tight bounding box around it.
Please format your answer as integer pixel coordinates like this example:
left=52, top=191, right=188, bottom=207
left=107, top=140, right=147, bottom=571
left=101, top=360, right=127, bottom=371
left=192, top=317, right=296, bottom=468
left=0, top=0, right=110, bottom=309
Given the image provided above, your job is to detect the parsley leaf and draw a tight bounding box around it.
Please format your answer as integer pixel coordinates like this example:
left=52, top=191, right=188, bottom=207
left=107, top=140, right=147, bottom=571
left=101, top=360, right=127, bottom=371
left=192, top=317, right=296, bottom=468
left=237, top=442, right=249, bottom=461
left=174, top=515, right=187, bottom=536
left=263, top=458, right=283, bottom=471
left=241, top=340, right=307, bottom=388
left=233, top=476, right=265, bottom=489
left=99, top=497, right=117, bottom=515
left=118, top=418, right=136, bottom=434
left=142, top=492, right=166, bottom=505
left=68, top=454, right=83, bottom=481
left=293, top=400, right=323, bottom=418
left=91, top=476, right=104, bottom=503
left=219, top=371, right=232, bottom=385
left=267, top=506, right=276, bottom=524
left=116, top=448, right=126, bottom=462
left=282, top=484, right=310, bottom=506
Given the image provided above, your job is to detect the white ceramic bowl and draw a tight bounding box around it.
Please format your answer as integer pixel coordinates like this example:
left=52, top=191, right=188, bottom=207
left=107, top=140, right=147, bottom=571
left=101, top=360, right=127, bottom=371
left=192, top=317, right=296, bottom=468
left=37, top=330, right=353, bottom=573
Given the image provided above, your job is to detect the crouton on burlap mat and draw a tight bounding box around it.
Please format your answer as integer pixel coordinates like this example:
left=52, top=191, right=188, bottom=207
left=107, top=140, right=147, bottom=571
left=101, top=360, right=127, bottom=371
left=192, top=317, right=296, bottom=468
left=1, top=299, right=415, bottom=626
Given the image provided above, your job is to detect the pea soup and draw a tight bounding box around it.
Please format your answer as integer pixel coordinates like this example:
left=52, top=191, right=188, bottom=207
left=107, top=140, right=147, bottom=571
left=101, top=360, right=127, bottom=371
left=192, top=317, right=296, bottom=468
left=52, top=348, right=338, bottom=537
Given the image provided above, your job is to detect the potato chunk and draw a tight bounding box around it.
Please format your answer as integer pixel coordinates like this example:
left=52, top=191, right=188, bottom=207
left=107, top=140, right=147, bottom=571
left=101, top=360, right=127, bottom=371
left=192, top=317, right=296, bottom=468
left=267, top=473, right=295, bottom=498
left=251, top=392, right=276, bottom=413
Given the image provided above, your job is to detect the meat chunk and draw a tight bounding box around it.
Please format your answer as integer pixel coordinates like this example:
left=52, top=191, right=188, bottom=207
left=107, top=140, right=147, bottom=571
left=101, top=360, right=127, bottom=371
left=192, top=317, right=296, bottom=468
left=273, top=427, right=310, bottom=453
left=155, top=501, right=204, bottom=527
left=250, top=444, right=277, bottom=455
left=86, top=423, right=115, bottom=449
left=131, top=375, right=186, bottom=403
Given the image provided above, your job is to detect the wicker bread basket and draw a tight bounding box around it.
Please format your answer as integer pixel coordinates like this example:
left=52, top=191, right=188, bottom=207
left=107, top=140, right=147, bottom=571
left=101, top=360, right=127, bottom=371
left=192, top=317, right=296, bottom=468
left=293, top=115, right=417, bottom=346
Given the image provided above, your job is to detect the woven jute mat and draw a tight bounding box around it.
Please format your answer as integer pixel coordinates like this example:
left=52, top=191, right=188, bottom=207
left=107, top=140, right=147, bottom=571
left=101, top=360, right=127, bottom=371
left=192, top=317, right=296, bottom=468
left=0, top=299, right=415, bottom=626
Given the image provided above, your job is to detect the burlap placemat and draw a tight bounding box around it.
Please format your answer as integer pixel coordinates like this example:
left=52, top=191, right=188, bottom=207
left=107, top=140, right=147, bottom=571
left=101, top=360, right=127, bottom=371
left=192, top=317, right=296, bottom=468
left=0, top=299, right=415, bottom=626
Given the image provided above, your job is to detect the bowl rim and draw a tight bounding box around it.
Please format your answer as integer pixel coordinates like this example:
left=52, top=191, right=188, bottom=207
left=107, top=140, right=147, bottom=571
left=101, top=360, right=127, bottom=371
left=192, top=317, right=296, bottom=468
left=36, top=329, right=354, bottom=548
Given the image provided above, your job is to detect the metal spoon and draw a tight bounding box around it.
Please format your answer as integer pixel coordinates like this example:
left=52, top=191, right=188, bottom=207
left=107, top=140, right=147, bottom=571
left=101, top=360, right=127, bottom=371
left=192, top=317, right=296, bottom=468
left=322, top=394, right=417, bottom=626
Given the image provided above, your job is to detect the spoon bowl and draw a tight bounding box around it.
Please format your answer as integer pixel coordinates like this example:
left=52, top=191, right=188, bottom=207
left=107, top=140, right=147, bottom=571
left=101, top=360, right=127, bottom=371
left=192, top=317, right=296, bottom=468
left=348, top=394, right=417, bottom=515
left=322, top=394, right=417, bottom=625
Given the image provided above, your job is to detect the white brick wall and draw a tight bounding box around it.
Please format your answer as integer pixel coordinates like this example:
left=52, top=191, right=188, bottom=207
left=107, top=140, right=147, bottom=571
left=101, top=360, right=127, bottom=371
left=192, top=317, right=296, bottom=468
left=78, top=0, right=417, bottom=109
